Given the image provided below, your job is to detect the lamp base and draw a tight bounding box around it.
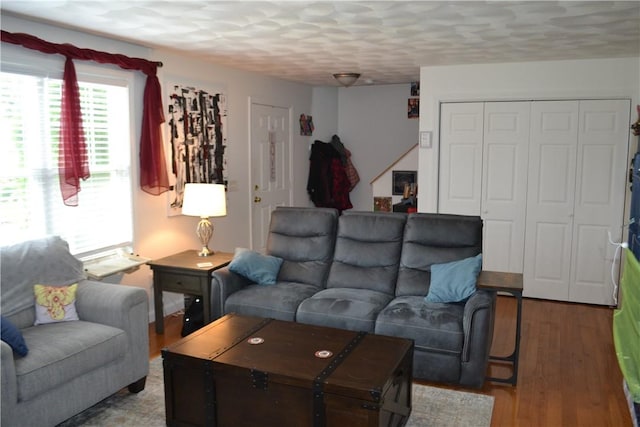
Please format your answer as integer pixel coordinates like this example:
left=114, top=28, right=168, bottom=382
left=195, top=217, right=214, bottom=257
left=197, top=246, right=214, bottom=257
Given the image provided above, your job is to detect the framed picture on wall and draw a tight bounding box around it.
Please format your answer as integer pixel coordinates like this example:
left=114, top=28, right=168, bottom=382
left=164, top=79, right=228, bottom=217
left=392, top=170, right=417, bottom=195
left=411, top=81, right=420, bottom=97
left=408, top=98, right=419, bottom=119
left=374, top=197, right=392, bottom=212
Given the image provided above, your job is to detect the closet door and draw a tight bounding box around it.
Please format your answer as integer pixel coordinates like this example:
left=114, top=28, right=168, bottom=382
left=440, top=101, right=529, bottom=273
left=440, top=99, right=629, bottom=305
left=439, top=103, right=484, bottom=215
left=481, top=102, right=530, bottom=273
left=524, top=101, right=579, bottom=301
left=569, top=99, right=630, bottom=304
left=524, top=99, right=630, bottom=304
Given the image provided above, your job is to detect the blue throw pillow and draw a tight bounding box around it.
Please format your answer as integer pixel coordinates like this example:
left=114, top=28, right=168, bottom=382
left=1, top=315, right=29, bottom=357
left=229, top=248, right=283, bottom=285
left=425, top=254, right=482, bottom=303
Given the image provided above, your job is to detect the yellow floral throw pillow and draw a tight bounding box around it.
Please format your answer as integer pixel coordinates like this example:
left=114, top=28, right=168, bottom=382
left=34, top=283, right=80, bottom=325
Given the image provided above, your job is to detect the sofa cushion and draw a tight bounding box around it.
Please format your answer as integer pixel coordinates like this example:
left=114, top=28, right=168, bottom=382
left=266, top=207, right=338, bottom=288
left=425, top=254, right=482, bottom=303
left=33, top=283, right=80, bottom=325
left=229, top=248, right=283, bottom=285
left=375, top=296, right=465, bottom=354
left=326, top=212, right=406, bottom=295
left=296, top=288, right=393, bottom=332
left=1, top=316, right=28, bottom=357
left=15, top=320, right=126, bottom=402
left=396, top=213, right=483, bottom=297
left=225, top=281, right=321, bottom=321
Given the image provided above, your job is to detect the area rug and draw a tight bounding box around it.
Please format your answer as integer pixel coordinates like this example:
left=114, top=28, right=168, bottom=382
left=58, top=358, right=493, bottom=427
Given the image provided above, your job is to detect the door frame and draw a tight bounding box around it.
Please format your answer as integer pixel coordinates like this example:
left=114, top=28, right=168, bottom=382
left=248, top=97, right=294, bottom=250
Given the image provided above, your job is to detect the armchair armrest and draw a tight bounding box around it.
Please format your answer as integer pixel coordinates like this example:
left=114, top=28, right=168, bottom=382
left=76, top=280, right=148, bottom=330
left=75, top=280, right=149, bottom=376
left=1, top=342, right=17, bottom=415
left=460, top=289, right=496, bottom=387
left=210, top=267, right=252, bottom=320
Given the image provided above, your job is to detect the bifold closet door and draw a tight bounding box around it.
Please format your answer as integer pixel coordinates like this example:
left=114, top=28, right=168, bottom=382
left=438, top=102, right=484, bottom=216
left=569, top=100, right=629, bottom=304
left=439, top=102, right=529, bottom=273
left=524, top=101, right=579, bottom=301
left=481, top=102, right=530, bottom=273
left=524, top=99, right=630, bottom=305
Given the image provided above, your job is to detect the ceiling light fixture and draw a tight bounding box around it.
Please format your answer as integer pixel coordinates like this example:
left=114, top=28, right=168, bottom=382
left=333, top=73, right=361, bottom=87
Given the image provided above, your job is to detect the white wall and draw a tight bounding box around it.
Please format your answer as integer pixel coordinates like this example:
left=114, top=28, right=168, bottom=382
left=418, top=58, right=640, bottom=213
left=311, top=86, right=339, bottom=144
left=2, top=15, right=315, bottom=319
left=371, top=145, right=419, bottom=208
left=337, top=84, right=419, bottom=211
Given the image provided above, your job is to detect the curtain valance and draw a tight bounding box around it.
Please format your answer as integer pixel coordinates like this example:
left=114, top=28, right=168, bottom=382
left=1, top=30, right=170, bottom=201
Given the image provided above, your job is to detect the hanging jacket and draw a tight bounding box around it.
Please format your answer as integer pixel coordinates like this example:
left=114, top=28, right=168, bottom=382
left=343, top=148, right=360, bottom=191
left=307, top=140, right=352, bottom=212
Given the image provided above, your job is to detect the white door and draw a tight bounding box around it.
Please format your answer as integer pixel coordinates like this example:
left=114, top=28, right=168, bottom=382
left=524, top=100, right=579, bottom=301
left=250, top=102, right=291, bottom=252
left=439, top=102, right=529, bottom=273
left=438, top=102, right=484, bottom=215
left=481, top=102, right=530, bottom=273
left=524, top=100, right=630, bottom=304
left=569, top=99, right=630, bottom=304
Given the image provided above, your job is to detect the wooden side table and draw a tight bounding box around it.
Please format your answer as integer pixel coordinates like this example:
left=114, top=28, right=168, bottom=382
left=148, top=250, right=233, bottom=334
left=477, top=270, right=524, bottom=385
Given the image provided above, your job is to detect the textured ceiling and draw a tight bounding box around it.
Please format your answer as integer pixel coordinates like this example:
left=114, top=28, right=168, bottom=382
left=2, top=1, right=639, bottom=86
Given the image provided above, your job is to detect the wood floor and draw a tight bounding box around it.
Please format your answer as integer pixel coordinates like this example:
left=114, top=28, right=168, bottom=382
left=148, top=296, right=634, bottom=427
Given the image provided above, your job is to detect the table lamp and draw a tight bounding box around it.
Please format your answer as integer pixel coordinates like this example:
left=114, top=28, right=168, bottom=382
left=181, top=183, right=227, bottom=256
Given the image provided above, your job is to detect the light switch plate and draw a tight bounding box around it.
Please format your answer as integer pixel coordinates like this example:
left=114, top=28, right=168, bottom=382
left=420, top=131, right=432, bottom=148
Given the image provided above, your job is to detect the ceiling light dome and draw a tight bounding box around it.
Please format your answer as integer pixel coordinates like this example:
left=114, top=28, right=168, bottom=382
left=333, top=73, right=360, bottom=87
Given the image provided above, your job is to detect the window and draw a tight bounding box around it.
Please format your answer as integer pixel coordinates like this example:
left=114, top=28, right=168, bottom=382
left=0, top=54, right=134, bottom=256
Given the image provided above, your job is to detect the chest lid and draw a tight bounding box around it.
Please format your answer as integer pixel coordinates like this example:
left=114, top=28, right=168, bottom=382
left=162, top=313, right=270, bottom=360
left=213, top=319, right=358, bottom=387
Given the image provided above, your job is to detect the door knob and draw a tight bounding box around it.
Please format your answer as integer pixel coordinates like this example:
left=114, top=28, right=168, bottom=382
left=254, top=196, right=262, bottom=203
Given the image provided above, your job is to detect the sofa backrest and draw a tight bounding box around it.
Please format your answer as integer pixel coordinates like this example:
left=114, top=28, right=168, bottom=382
left=327, top=211, right=406, bottom=295
left=0, top=236, right=85, bottom=328
left=266, top=207, right=339, bottom=288
left=395, top=213, right=483, bottom=297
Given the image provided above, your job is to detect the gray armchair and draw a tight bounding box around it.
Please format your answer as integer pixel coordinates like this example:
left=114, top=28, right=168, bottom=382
left=1, top=236, right=149, bottom=427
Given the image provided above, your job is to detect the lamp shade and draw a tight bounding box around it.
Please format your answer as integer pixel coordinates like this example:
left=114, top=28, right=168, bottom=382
left=181, top=183, right=227, bottom=217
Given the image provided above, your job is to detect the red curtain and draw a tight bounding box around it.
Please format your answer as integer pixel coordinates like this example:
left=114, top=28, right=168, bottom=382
left=1, top=30, right=170, bottom=199
left=59, top=57, right=89, bottom=206
left=140, top=74, right=170, bottom=194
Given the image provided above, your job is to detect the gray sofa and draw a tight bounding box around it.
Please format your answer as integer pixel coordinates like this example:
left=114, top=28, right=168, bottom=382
left=211, top=207, right=496, bottom=388
left=1, top=236, right=149, bottom=427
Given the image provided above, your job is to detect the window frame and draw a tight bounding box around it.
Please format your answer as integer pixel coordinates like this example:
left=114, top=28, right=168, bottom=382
left=1, top=44, right=138, bottom=257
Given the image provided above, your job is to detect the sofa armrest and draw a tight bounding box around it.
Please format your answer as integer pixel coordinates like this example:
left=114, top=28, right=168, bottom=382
left=210, top=267, right=252, bottom=320
left=1, top=341, right=17, bottom=416
left=460, top=289, right=496, bottom=387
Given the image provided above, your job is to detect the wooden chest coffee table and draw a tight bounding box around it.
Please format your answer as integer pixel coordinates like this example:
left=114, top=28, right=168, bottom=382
left=161, top=313, right=413, bottom=427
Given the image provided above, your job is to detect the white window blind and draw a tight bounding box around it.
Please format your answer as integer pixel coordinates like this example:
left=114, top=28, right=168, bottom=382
left=0, top=66, right=134, bottom=256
